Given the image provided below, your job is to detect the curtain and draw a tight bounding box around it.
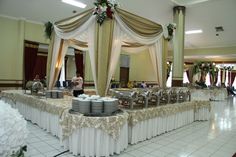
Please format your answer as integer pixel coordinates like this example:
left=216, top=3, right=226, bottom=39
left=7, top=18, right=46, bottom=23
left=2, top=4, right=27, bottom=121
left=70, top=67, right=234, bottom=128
left=114, top=12, right=163, bottom=44
left=24, top=41, right=39, bottom=82
left=186, top=70, right=189, bottom=82
left=115, top=8, right=162, bottom=39
left=74, top=50, right=84, bottom=78
left=231, top=71, right=236, bottom=86
left=59, top=59, right=65, bottom=86
left=148, top=41, right=163, bottom=87
left=55, top=9, right=93, bottom=33
left=33, top=53, right=47, bottom=79
left=105, top=21, right=123, bottom=94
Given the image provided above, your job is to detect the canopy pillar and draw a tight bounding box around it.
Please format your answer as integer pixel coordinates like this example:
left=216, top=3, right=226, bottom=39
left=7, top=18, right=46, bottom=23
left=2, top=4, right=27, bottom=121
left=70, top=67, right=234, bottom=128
left=95, top=20, right=114, bottom=96
left=172, top=6, right=186, bottom=87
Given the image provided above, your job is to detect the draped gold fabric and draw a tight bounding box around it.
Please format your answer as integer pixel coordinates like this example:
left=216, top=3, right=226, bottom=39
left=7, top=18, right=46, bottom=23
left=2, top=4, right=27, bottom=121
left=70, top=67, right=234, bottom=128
left=46, top=31, right=55, bottom=88
left=96, top=20, right=114, bottom=96
left=51, top=39, right=65, bottom=89
left=54, top=9, right=93, bottom=33
left=116, top=8, right=163, bottom=37
left=69, top=39, right=88, bottom=49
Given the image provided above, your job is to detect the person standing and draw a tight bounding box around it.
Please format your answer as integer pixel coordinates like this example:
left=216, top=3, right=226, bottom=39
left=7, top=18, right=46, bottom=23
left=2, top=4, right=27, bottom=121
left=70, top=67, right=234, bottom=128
left=141, top=81, right=147, bottom=88
left=72, top=71, right=84, bottom=97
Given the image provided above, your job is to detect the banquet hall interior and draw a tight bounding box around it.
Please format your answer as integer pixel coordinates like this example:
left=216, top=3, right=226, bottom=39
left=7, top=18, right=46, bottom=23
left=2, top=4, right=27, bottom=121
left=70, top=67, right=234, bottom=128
left=0, top=0, right=236, bottom=157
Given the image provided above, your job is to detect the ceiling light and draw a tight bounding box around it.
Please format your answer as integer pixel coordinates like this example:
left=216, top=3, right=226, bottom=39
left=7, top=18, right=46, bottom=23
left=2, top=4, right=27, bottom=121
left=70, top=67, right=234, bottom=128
left=185, top=29, right=203, bottom=34
left=62, top=0, right=86, bottom=8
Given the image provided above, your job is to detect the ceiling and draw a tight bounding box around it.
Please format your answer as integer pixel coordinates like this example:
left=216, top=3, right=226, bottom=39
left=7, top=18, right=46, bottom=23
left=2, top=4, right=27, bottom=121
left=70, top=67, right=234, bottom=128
left=0, top=0, right=236, bottom=61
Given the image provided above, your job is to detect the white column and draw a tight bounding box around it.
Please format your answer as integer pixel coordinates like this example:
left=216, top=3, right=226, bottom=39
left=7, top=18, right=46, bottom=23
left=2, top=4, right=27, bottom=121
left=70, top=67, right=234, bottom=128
left=172, top=6, right=186, bottom=87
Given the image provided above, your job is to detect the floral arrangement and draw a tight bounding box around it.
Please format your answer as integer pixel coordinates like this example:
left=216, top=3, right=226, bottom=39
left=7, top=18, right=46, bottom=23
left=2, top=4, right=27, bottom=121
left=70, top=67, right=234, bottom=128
left=93, top=0, right=118, bottom=25
left=193, top=62, right=218, bottom=74
left=163, top=23, right=176, bottom=41
left=0, top=100, right=28, bottom=157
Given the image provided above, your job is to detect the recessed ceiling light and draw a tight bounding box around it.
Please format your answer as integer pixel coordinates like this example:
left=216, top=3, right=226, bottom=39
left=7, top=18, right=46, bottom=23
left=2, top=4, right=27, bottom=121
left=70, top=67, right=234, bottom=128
left=62, top=0, right=86, bottom=8
left=185, top=29, right=203, bottom=34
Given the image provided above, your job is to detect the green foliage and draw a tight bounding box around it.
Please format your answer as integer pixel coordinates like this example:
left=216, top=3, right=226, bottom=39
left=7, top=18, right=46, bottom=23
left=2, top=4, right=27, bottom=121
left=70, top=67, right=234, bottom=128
left=44, top=21, right=53, bottom=40
left=193, top=62, right=219, bottom=82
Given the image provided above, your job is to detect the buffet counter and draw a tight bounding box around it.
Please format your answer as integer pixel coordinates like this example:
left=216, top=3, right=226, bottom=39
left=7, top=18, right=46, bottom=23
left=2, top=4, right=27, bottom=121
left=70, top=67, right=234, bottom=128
left=1, top=90, right=129, bottom=156
left=60, top=110, right=129, bottom=156
left=126, top=100, right=210, bottom=144
left=1, top=90, right=211, bottom=157
left=190, top=88, right=227, bottom=101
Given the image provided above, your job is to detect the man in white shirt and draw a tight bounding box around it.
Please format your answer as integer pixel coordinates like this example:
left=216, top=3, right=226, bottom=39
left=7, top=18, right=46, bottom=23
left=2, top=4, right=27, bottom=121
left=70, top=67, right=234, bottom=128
left=72, top=71, right=84, bottom=97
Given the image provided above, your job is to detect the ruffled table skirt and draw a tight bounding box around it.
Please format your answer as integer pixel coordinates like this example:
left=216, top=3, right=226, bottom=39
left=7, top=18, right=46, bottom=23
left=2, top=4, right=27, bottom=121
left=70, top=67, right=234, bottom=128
left=128, top=110, right=195, bottom=144
left=1, top=97, right=61, bottom=138
left=61, top=123, right=128, bottom=157
left=194, top=107, right=210, bottom=121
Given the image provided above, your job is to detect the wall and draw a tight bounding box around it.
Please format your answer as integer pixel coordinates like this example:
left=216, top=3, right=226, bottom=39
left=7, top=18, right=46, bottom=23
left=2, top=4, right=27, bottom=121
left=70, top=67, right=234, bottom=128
left=128, top=51, right=156, bottom=82
left=66, top=56, right=76, bottom=80
left=0, top=16, right=49, bottom=88
left=24, top=22, right=49, bottom=44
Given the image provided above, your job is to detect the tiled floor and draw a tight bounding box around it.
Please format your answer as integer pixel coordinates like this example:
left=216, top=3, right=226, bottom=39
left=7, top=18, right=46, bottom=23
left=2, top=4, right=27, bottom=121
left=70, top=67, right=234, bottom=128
left=25, top=97, right=236, bottom=157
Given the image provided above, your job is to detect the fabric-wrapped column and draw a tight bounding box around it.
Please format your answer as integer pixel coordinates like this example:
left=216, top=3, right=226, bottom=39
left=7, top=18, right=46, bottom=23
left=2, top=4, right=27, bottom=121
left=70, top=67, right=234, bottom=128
left=95, top=20, right=114, bottom=96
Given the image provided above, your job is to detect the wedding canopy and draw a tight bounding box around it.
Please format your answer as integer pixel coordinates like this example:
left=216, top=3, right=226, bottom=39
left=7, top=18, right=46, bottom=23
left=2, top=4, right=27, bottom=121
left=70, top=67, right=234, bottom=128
left=47, top=7, right=166, bottom=96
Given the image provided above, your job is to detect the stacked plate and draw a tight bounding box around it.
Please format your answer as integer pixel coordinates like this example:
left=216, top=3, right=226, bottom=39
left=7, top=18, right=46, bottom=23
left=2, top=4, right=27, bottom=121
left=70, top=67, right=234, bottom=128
left=103, top=98, right=118, bottom=114
left=51, top=90, right=58, bottom=99
left=57, top=91, right=64, bottom=98
left=72, top=98, right=80, bottom=112
left=78, top=94, right=89, bottom=99
left=45, top=91, right=51, bottom=98
left=91, top=100, right=103, bottom=113
left=72, top=98, right=91, bottom=114
left=46, top=90, right=64, bottom=99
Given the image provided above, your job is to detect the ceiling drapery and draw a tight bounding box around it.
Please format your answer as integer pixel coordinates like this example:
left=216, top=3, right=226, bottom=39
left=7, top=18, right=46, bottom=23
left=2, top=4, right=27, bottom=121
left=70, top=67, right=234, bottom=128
left=47, top=7, right=164, bottom=96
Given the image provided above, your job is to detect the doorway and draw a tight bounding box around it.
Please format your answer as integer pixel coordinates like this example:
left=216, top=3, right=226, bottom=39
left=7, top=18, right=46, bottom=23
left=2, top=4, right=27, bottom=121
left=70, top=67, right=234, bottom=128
left=120, top=67, right=129, bottom=88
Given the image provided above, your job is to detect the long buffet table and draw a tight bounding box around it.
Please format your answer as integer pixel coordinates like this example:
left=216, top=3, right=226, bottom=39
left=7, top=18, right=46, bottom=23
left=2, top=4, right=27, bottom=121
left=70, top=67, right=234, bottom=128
left=190, top=88, right=227, bottom=101
left=126, top=100, right=210, bottom=144
left=1, top=90, right=212, bottom=157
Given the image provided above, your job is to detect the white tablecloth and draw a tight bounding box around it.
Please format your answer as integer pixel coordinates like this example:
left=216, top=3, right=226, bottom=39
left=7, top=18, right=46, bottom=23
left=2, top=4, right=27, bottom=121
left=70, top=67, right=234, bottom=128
left=62, top=122, right=128, bottom=157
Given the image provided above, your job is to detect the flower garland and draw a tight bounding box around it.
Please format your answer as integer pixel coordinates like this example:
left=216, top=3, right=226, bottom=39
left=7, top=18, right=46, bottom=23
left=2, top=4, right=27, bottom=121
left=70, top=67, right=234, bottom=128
left=93, top=0, right=118, bottom=25
left=163, top=23, right=176, bottom=41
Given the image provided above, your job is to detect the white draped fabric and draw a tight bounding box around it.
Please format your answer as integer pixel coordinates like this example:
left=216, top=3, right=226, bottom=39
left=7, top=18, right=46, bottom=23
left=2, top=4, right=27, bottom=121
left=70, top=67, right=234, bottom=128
left=87, top=18, right=98, bottom=93
left=105, top=21, right=124, bottom=93
left=59, top=59, right=66, bottom=85
left=149, top=42, right=163, bottom=87
left=49, top=39, right=69, bottom=89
